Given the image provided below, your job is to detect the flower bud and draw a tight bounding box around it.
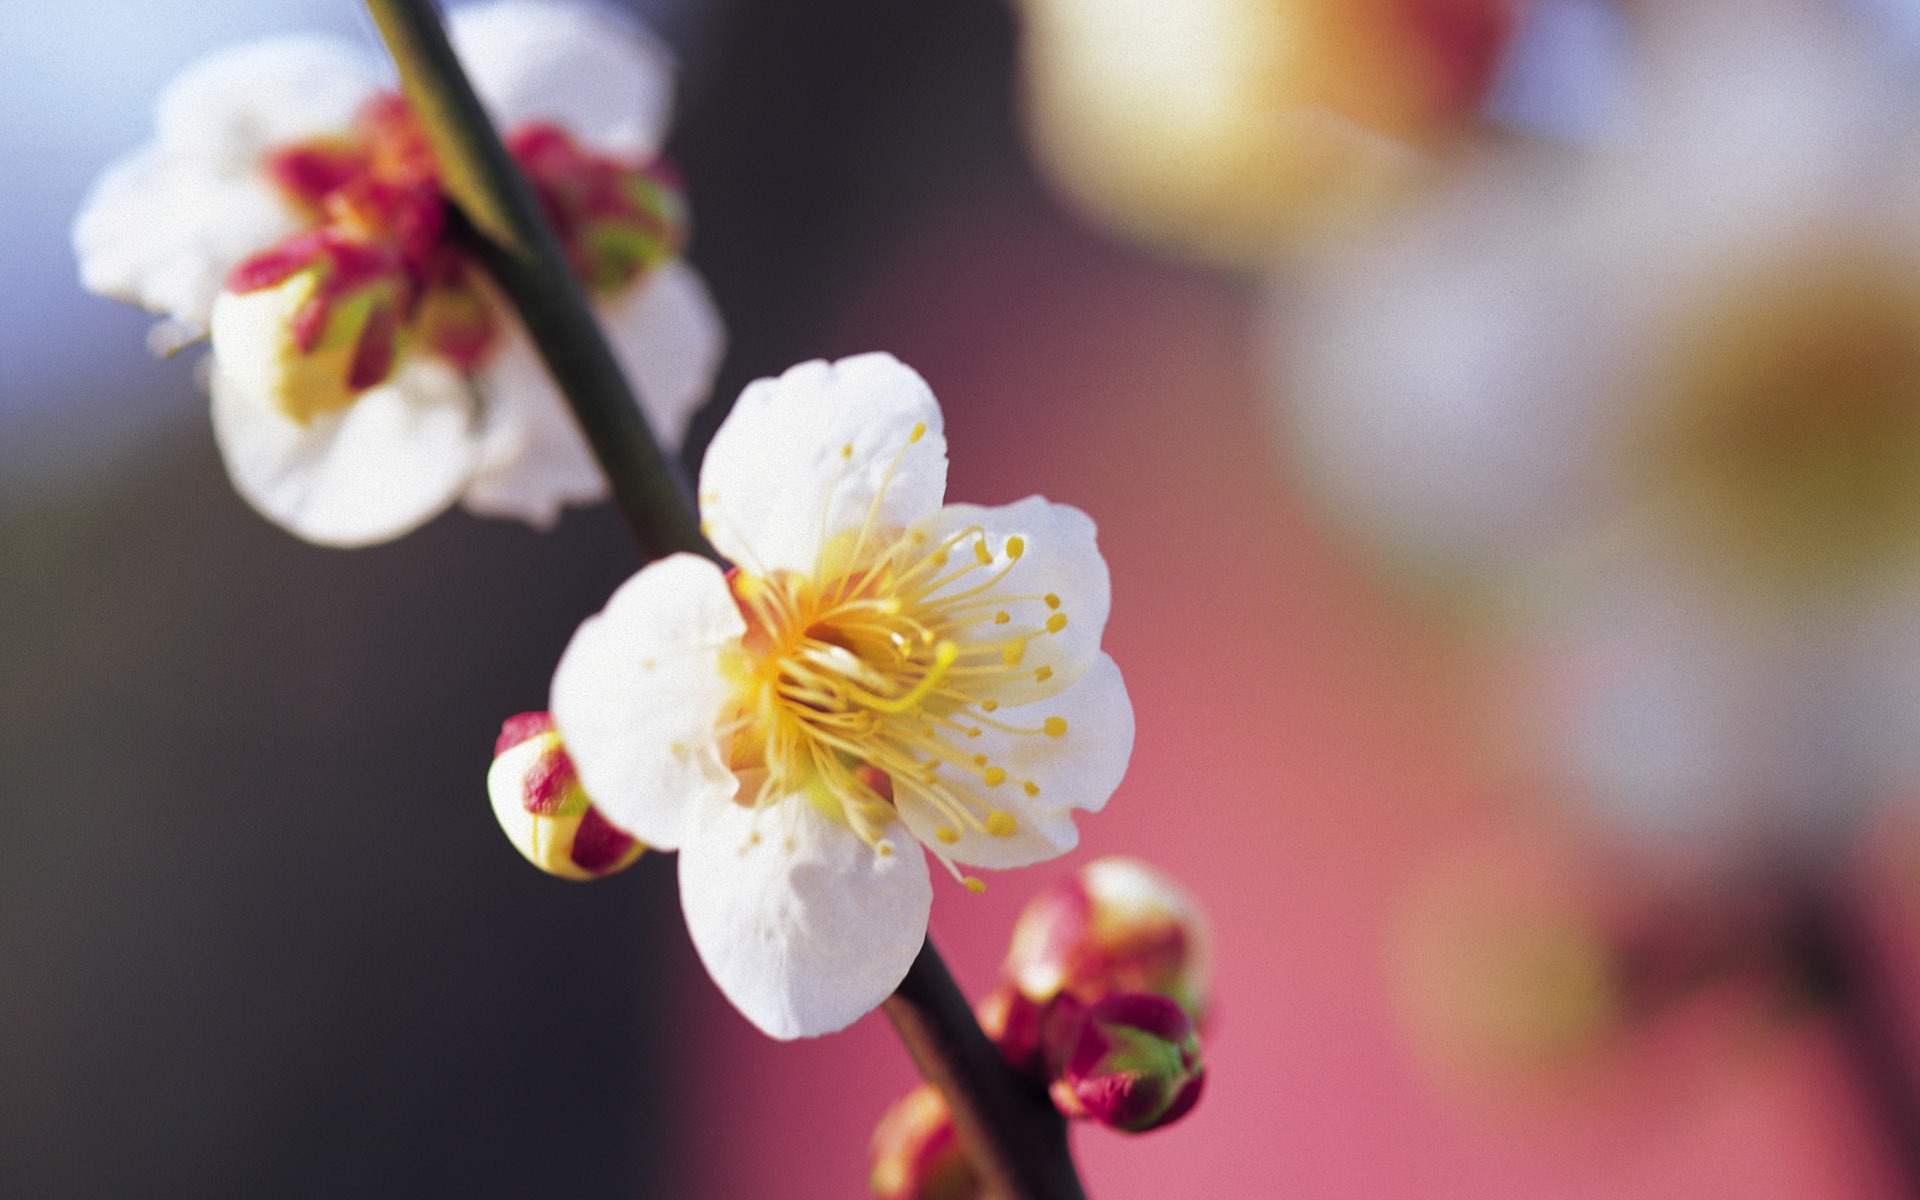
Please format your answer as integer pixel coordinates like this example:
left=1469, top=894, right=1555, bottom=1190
left=867, top=1084, right=983, bottom=1200
left=489, top=712, right=644, bottom=881
left=1004, top=857, right=1211, bottom=1021
left=974, top=982, right=1049, bottom=1079
left=1043, top=991, right=1205, bottom=1133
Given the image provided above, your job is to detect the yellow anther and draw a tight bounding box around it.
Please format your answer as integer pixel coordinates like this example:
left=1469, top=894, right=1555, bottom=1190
left=849, top=639, right=958, bottom=713
left=1043, top=717, right=1068, bottom=738
left=1001, top=638, right=1028, bottom=667
left=1046, top=613, right=1068, bottom=634
left=1044, top=593, right=1061, bottom=609
left=1035, top=666, right=1053, bottom=683
left=984, top=767, right=1008, bottom=788
left=974, top=539, right=992, bottom=566
left=985, top=811, right=1018, bottom=836
left=876, top=840, right=894, bottom=857
left=972, top=753, right=988, bottom=767
left=910, top=422, right=927, bottom=444
left=1006, top=536, right=1025, bottom=559
left=964, top=876, right=986, bottom=894
left=1022, top=780, right=1040, bottom=797
left=981, top=699, right=999, bottom=712
left=936, top=827, right=960, bottom=845
left=841, top=442, right=853, bottom=458
left=994, top=611, right=1011, bottom=624
left=967, top=727, right=982, bottom=738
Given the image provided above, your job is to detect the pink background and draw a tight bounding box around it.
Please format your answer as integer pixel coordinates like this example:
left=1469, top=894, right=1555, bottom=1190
left=673, top=187, right=1918, bottom=1199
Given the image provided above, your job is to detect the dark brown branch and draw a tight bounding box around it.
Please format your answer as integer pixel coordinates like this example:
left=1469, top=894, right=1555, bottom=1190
left=884, top=940, right=1088, bottom=1200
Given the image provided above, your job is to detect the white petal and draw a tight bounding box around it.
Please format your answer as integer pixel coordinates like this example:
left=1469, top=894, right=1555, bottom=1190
left=678, top=789, right=932, bottom=1039
left=208, top=328, right=479, bottom=548
left=900, top=655, right=1132, bottom=870
left=74, top=149, right=301, bottom=325
left=156, top=36, right=383, bottom=169
left=550, top=555, right=745, bottom=849
left=451, top=0, right=676, bottom=158
left=460, top=262, right=722, bottom=527
left=914, top=496, right=1110, bottom=704
left=75, top=36, right=382, bottom=326
left=607, top=259, right=727, bottom=449
left=461, top=320, right=605, bottom=528
left=699, top=353, right=948, bottom=575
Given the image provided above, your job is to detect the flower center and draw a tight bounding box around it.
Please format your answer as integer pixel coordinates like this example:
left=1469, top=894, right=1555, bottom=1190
left=720, top=462, right=1072, bottom=873
left=1632, top=252, right=1920, bottom=596
left=224, top=92, right=687, bottom=421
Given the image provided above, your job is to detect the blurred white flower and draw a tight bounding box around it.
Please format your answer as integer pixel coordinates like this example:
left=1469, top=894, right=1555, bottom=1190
left=551, top=353, right=1132, bottom=1038
left=74, top=0, right=724, bottom=546
left=1010, top=0, right=1523, bottom=266
left=1273, top=1, right=1920, bottom=854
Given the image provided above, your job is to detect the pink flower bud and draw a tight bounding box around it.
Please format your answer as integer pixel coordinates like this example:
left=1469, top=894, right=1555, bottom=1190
left=1044, top=992, right=1205, bottom=1134
left=1004, top=857, right=1211, bottom=1021
left=974, top=982, right=1049, bottom=1079
left=867, top=1083, right=983, bottom=1200
left=488, top=712, right=643, bottom=881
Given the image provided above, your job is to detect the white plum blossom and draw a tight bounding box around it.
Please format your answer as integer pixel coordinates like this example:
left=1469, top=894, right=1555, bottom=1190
left=1271, top=2, right=1920, bottom=855
left=552, top=353, right=1133, bottom=1038
left=73, top=0, right=724, bottom=546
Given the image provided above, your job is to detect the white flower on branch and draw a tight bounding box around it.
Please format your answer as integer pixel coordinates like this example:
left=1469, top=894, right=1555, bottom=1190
left=74, top=1, right=724, bottom=546
left=552, top=354, right=1134, bottom=1038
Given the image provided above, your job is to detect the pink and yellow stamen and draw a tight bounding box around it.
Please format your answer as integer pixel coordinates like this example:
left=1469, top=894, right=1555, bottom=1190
left=717, top=427, right=1073, bottom=889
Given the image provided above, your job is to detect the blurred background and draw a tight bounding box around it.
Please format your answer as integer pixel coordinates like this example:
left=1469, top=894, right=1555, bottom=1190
left=13, top=0, right=1920, bottom=1196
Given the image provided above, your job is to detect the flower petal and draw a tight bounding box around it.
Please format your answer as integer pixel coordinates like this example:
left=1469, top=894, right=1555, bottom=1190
left=678, top=788, right=932, bottom=1038
left=915, top=496, right=1110, bottom=704
left=460, top=320, right=604, bottom=528
left=899, top=654, right=1132, bottom=870
left=699, top=353, right=948, bottom=575
left=550, top=554, right=745, bottom=850
left=73, top=149, right=301, bottom=326
left=607, top=259, right=727, bottom=449
left=156, top=36, right=384, bottom=169
left=451, top=0, right=676, bottom=158
left=209, top=355, right=479, bottom=549
left=75, top=36, right=382, bottom=325
left=461, top=261, right=722, bottom=526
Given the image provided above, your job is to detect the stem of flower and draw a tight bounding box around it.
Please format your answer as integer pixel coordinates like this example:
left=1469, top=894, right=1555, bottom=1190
left=1791, top=878, right=1920, bottom=1198
left=362, top=5, right=1090, bottom=1197
left=363, top=0, right=713, bottom=562
left=884, top=940, right=1088, bottom=1200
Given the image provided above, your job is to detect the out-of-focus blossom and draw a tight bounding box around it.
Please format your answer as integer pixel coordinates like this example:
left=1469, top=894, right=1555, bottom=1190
left=551, top=353, right=1131, bottom=1039
left=488, top=711, right=644, bottom=880
left=867, top=1084, right=984, bottom=1200
left=1274, top=1, right=1920, bottom=855
left=1010, top=0, right=1524, bottom=266
left=1041, top=991, right=1206, bottom=1133
left=74, top=1, right=724, bottom=546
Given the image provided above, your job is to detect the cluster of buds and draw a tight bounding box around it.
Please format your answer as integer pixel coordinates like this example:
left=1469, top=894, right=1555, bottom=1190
left=870, top=858, right=1210, bottom=1199
left=488, top=712, right=643, bottom=881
